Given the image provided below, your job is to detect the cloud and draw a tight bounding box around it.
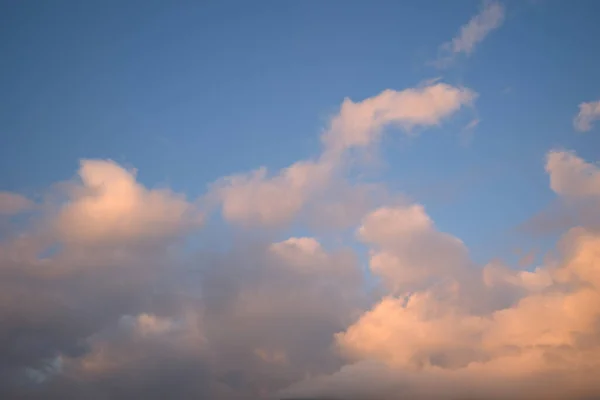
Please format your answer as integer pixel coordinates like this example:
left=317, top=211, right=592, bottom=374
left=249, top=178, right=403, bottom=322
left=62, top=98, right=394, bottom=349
left=213, top=160, right=334, bottom=227
left=546, top=150, right=600, bottom=199
left=517, top=151, right=600, bottom=237
left=322, top=83, right=477, bottom=154
left=3, top=76, right=598, bottom=400
left=170, top=235, right=366, bottom=399
left=282, top=228, right=600, bottom=400
left=56, top=159, right=203, bottom=245
left=0, top=143, right=373, bottom=399
left=464, top=117, right=480, bottom=131
left=450, top=1, right=505, bottom=55
left=573, top=100, right=600, bottom=132
left=435, top=1, right=505, bottom=67
left=69, top=312, right=205, bottom=374
left=357, top=204, right=471, bottom=293
left=36, top=311, right=235, bottom=400
left=280, top=150, right=600, bottom=400
left=0, top=160, right=207, bottom=398
left=306, top=182, right=388, bottom=231
left=1, top=144, right=599, bottom=400
left=214, top=82, right=476, bottom=227
left=0, top=192, right=34, bottom=215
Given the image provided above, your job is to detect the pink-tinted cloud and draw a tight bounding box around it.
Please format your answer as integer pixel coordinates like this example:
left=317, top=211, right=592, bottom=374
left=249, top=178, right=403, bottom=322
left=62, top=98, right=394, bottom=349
left=574, top=100, right=600, bottom=132
left=322, top=83, right=476, bottom=154
left=0, top=191, right=33, bottom=215
left=214, top=82, right=475, bottom=228
left=281, top=150, right=600, bottom=400
left=213, top=160, right=334, bottom=227
left=434, top=1, right=505, bottom=68
left=357, top=204, right=470, bottom=293
left=56, top=159, right=203, bottom=244
left=546, top=150, right=600, bottom=198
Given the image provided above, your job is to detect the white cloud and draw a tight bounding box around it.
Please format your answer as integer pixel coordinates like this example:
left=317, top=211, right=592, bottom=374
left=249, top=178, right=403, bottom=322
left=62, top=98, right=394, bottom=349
left=435, top=1, right=505, bottom=67
left=574, top=100, right=600, bottom=132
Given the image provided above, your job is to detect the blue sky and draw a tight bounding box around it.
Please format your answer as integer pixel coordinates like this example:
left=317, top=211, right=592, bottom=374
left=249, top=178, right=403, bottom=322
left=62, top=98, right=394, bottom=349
left=3, top=2, right=600, bottom=400
left=3, top=0, right=600, bottom=267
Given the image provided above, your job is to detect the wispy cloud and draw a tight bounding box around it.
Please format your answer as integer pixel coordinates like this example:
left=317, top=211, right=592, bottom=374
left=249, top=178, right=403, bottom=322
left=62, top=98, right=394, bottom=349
left=434, top=1, right=505, bottom=68
left=463, top=118, right=481, bottom=131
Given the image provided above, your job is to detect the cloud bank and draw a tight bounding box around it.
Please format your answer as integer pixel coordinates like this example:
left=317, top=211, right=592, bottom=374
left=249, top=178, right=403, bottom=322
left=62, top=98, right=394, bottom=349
left=2, top=77, right=600, bottom=400
left=280, top=150, right=600, bottom=400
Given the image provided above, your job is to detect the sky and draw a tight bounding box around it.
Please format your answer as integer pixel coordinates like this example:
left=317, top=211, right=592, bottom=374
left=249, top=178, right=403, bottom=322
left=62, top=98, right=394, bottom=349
left=1, top=1, right=600, bottom=399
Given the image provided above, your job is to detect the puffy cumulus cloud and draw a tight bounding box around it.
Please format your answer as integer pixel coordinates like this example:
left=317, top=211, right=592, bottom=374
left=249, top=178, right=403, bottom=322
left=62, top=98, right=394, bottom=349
left=56, top=159, right=203, bottom=244
left=574, top=100, right=600, bottom=132
left=214, top=82, right=475, bottom=228
left=546, top=150, right=600, bottom=199
left=0, top=159, right=208, bottom=398
left=199, top=236, right=365, bottom=384
left=3, top=148, right=599, bottom=400
left=322, top=83, right=477, bottom=154
left=283, top=235, right=600, bottom=399
left=519, top=150, right=600, bottom=236
left=10, top=84, right=600, bottom=400
left=0, top=150, right=371, bottom=399
left=280, top=151, right=600, bottom=400
left=336, top=294, right=488, bottom=370
left=357, top=204, right=471, bottom=293
left=213, top=160, right=334, bottom=227
left=435, top=1, right=505, bottom=67
left=545, top=150, right=600, bottom=230
left=0, top=191, right=34, bottom=215
left=0, top=227, right=365, bottom=399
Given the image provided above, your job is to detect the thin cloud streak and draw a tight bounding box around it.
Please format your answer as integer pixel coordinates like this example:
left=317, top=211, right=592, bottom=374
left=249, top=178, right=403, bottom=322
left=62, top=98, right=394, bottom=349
left=433, top=1, right=505, bottom=68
